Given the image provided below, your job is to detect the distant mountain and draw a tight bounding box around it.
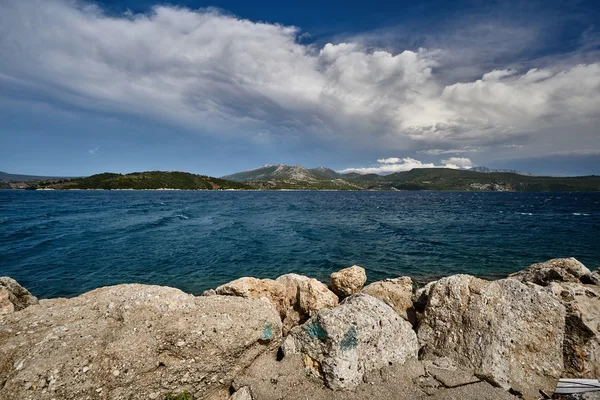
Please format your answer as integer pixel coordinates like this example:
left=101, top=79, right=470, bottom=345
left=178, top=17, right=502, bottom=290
left=38, top=171, right=252, bottom=190
left=222, top=164, right=327, bottom=182
left=355, top=168, right=599, bottom=191
left=0, top=171, right=74, bottom=182
left=221, top=164, right=362, bottom=190
left=222, top=165, right=600, bottom=191
left=308, top=167, right=342, bottom=179
left=471, top=166, right=532, bottom=176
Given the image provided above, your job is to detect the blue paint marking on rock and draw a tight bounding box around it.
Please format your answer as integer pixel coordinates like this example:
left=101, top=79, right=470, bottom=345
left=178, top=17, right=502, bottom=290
left=261, top=322, right=273, bottom=341
left=303, top=320, right=328, bottom=341
left=340, top=325, right=358, bottom=350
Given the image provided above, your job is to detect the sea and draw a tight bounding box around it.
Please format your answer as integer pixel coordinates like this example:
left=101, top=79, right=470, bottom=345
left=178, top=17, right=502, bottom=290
left=1, top=190, right=598, bottom=299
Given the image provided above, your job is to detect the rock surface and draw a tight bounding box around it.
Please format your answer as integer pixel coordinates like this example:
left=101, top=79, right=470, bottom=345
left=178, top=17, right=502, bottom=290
left=361, top=276, right=416, bottom=325
left=0, top=277, right=38, bottom=315
left=0, top=284, right=281, bottom=400
left=509, top=257, right=594, bottom=286
left=215, top=277, right=289, bottom=317
left=418, top=275, right=566, bottom=400
left=283, top=293, right=418, bottom=390
left=233, top=351, right=518, bottom=400
left=230, top=385, right=253, bottom=400
left=329, top=265, right=367, bottom=298
left=546, top=282, right=600, bottom=378
left=276, top=274, right=338, bottom=333
left=215, top=275, right=338, bottom=334
left=591, top=269, right=600, bottom=286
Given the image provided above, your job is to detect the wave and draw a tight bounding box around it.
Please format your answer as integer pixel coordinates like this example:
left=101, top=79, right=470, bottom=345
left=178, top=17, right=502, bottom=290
left=572, top=213, right=590, bottom=216
left=124, top=213, right=191, bottom=233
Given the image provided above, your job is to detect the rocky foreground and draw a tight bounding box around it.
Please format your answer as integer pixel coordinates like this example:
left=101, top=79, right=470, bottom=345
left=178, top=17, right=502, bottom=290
left=1, top=259, right=599, bottom=400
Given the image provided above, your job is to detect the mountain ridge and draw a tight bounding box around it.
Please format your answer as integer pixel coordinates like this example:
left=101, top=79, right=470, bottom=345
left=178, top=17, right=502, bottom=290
left=221, top=164, right=600, bottom=191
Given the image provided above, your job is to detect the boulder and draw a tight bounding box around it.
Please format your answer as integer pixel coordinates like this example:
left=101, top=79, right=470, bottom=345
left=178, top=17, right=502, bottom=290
left=275, top=274, right=338, bottom=317
left=215, top=277, right=290, bottom=318
left=361, top=277, right=416, bottom=325
left=329, top=265, right=367, bottom=298
left=0, top=284, right=282, bottom=400
left=0, top=277, right=38, bottom=315
left=283, top=293, right=418, bottom=390
left=215, top=275, right=338, bottom=335
left=591, top=269, right=600, bottom=286
left=413, top=281, right=436, bottom=313
left=508, top=258, right=594, bottom=286
left=418, top=275, right=565, bottom=400
left=545, top=282, right=600, bottom=378
left=230, top=386, right=253, bottom=400
left=233, top=350, right=519, bottom=400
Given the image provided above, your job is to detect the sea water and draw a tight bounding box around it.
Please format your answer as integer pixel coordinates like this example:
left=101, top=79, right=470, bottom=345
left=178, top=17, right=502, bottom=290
left=1, top=190, right=598, bottom=298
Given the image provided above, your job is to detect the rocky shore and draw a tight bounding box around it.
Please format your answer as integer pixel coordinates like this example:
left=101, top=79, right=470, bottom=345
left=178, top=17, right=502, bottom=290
left=1, top=258, right=599, bottom=400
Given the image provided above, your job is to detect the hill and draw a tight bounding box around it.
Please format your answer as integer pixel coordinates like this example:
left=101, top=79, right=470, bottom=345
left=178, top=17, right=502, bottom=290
left=37, top=171, right=252, bottom=190
left=470, top=166, right=532, bottom=176
left=355, top=168, right=600, bottom=191
left=221, top=164, right=361, bottom=190
left=222, top=164, right=328, bottom=182
left=223, top=165, right=600, bottom=191
left=0, top=171, right=74, bottom=182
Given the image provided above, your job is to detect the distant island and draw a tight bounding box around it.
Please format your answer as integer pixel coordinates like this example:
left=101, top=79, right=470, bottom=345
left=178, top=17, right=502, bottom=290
left=1, top=165, right=599, bottom=191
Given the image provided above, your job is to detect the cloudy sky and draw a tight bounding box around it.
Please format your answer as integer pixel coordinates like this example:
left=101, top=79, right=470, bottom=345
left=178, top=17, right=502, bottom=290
left=1, top=0, right=599, bottom=176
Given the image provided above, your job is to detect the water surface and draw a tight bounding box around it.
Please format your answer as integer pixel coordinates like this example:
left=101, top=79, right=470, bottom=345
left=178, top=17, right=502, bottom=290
left=1, top=190, right=598, bottom=298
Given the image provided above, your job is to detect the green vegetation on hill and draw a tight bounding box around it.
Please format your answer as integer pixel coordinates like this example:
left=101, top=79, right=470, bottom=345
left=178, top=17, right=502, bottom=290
left=39, top=171, right=252, bottom=190
left=351, top=168, right=600, bottom=191
left=4, top=167, right=599, bottom=191
left=250, top=179, right=362, bottom=190
left=222, top=164, right=328, bottom=182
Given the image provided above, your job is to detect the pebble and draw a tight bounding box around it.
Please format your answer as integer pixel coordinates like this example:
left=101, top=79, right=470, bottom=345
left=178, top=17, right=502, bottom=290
left=82, top=366, right=89, bottom=373
left=112, top=370, right=120, bottom=377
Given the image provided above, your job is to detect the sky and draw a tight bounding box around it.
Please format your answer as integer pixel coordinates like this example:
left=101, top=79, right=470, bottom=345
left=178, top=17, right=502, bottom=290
left=1, top=0, right=599, bottom=177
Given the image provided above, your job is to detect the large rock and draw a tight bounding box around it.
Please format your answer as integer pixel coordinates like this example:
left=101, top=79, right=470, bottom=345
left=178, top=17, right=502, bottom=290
left=329, top=265, right=367, bottom=298
left=509, top=258, right=594, bottom=286
left=0, top=277, right=38, bottom=315
left=591, top=269, right=600, bottom=286
left=283, top=293, right=418, bottom=390
left=546, top=282, right=600, bottom=378
left=418, top=275, right=566, bottom=400
left=216, top=275, right=338, bottom=335
left=276, top=274, right=338, bottom=332
left=215, top=277, right=290, bottom=318
left=233, top=351, right=518, bottom=400
left=361, top=277, right=416, bottom=325
left=0, top=284, right=282, bottom=400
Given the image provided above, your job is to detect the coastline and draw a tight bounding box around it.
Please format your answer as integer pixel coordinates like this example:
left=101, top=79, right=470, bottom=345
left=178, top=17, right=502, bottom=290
left=1, top=258, right=599, bottom=399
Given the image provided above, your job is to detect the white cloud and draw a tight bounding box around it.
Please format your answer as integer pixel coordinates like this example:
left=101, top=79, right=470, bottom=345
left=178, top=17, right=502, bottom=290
left=338, top=157, right=472, bottom=174
left=481, top=69, right=517, bottom=82
left=0, top=0, right=599, bottom=156
left=377, top=157, right=403, bottom=164
left=441, top=157, right=472, bottom=169
left=88, top=147, right=99, bottom=155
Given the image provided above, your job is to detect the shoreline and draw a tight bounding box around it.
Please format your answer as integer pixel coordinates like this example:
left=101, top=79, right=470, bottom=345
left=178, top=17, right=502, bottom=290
left=1, top=258, right=599, bottom=399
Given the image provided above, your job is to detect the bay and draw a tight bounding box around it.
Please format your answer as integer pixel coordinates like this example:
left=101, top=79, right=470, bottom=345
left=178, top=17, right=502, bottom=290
left=0, top=190, right=598, bottom=298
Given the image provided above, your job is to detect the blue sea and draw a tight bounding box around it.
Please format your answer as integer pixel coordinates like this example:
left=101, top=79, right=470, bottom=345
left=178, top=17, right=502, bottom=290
left=1, top=190, right=599, bottom=299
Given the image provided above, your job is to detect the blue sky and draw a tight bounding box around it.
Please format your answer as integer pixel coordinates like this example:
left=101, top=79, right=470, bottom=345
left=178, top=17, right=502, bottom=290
left=1, top=0, right=599, bottom=177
